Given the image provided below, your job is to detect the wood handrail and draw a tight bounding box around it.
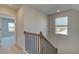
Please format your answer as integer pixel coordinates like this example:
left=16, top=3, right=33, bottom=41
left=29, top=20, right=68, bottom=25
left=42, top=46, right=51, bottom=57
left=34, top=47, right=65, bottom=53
left=24, top=31, right=39, bottom=35
left=39, top=32, right=56, bottom=49
left=24, top=31, right=57, bottom=54
left=24, top=31, right=56, bottom=49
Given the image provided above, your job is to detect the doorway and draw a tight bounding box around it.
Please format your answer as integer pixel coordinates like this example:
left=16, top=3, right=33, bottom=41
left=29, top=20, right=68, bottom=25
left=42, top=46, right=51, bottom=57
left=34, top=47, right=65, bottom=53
left=0, top=13, right=16, bottom=48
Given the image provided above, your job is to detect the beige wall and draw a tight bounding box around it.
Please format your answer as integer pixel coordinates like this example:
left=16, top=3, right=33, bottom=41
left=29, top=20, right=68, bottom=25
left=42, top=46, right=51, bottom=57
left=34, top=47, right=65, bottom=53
left=48, top=10, right=79, bottom=54
left=16, top=5, right=48, bottom=50
left=16, top=6, right=25, bottom=49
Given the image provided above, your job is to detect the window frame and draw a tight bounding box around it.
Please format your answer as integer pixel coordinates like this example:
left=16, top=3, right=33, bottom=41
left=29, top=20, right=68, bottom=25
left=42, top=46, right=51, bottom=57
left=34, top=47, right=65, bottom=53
left=55, top=16, right=68, bottom=35
left=8, top=22, right=15, bottom=32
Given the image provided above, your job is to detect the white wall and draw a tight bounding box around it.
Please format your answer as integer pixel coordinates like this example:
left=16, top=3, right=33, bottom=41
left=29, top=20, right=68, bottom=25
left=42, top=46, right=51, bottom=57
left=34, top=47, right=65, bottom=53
left=16, top=5, right=48, bottom=50
left=48, top=10, right=79, bottom=54
left=23, top=5, right=48, bottom=37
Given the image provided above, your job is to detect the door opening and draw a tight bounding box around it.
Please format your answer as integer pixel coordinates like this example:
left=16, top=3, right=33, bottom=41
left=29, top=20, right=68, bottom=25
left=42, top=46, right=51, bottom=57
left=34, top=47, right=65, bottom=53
left=0, top=13, right=16, bottom=48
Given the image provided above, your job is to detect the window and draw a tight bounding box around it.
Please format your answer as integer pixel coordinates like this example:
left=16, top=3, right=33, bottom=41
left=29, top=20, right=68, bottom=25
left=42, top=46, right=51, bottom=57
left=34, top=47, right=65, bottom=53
left=55, top=16, right=68, bottom=35
left=8, top=23, right=15, bottom=32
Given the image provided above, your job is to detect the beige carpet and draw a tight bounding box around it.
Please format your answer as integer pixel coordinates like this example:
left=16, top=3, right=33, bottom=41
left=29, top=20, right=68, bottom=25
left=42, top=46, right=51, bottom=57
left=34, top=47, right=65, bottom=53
left=0, top=45, right=26, bottom=54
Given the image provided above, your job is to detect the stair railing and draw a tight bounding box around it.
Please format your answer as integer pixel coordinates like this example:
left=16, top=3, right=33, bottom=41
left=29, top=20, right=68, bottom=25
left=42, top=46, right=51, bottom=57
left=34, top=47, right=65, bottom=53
left=24, top=31, right=57, bottom=54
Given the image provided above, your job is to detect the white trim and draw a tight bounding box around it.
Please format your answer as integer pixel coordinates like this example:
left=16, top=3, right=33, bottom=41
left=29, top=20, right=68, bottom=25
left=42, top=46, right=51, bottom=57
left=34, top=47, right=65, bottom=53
left=23, top=49, right=29, bottom=54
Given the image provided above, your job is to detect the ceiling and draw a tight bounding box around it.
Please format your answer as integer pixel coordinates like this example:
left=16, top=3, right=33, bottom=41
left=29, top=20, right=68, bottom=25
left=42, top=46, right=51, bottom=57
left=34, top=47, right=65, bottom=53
left=0, top=13, right=15, bottom=19
left=28, top=4, right=79, bottom=15
left=0, top=4, right=79, bottom=15
left=0, top=4, right=21, bottom=11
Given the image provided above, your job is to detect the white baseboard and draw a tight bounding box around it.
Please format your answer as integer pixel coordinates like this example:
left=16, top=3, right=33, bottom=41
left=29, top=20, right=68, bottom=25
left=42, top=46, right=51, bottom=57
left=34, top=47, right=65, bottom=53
left=23, top=49, right=29, bottom=54
left=15, top=43, right=29, bottom=54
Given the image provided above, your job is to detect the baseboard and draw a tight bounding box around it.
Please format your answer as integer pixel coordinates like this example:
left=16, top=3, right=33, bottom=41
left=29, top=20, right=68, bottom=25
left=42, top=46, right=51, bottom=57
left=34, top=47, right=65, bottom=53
left=23, top=49, right=29, bottom=54
left=15, top=43, right=29, bottom=54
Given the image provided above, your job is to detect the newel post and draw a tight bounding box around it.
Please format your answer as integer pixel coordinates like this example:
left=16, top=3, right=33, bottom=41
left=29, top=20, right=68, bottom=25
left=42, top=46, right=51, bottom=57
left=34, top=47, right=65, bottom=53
left=24, top=31, right=26, bottom=34
left=40, top=32, right=43, bottom=36
left=40, top=31, right=44, bottom=38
